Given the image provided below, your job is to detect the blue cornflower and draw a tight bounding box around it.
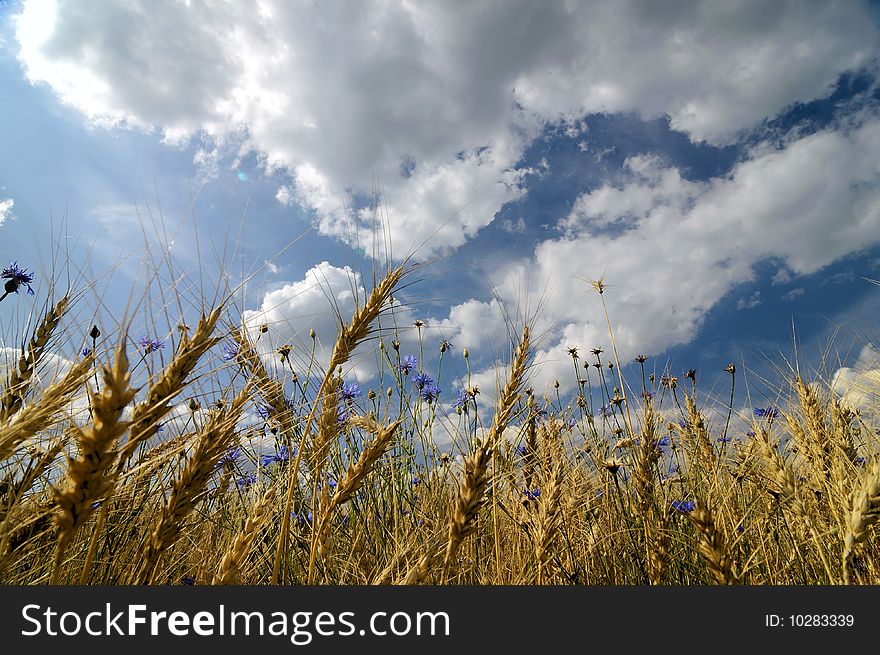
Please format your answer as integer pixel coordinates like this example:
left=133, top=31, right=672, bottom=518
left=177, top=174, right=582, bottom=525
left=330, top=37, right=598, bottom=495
left=419, top=382, right=441, bottom=403
left=235, top=473, right=256, bottom=490
left=452, top=388, right=470, bottom=413
left=341, top=381, right=362, bottom=400
left=566, top=416, right=577, bottom=429
left=654, top=436, right=669, bottom=452
left=746, top=430, right=757, bottom=438
left=216, top=447, right=241, bottom=469
left=754, top=406, right=779, bottom=419
left=138, top=336, right=164, bottom=354
left=1, top=261, right=35, bottom=298
left=717, top=435, right=732, bottom=443
left=220, top=342, right=239, bottom=361
left=412, top=371, right=434, bottom=390
left=515, top=444, right=528, bottom=456
left=261, top=445, right=292, bottom=467
left=398, top=354, right=418, bottom=374
left=532, top=404, right=549, bottom=420
left=81, top=347, right=92, bottom=357
left=90, top=501, right=102, bottom=510
left=411, top=476, right=422, bottom=487
left=256, top=404, right=272, bottom=420
left=522, top=488, right=540, bottom=502
left=294, top=511, right=313, bottom=525
left=671, top=500, right=695, bottom=513
left=855, top=456, right=867, bottom=467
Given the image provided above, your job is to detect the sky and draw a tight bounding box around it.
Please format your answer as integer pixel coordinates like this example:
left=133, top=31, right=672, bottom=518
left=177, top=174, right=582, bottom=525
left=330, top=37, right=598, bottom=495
left=2, top=0, right=880, bottom=423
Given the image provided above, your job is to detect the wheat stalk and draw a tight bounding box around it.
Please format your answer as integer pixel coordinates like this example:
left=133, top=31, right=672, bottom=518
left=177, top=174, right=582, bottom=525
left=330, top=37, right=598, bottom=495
left=1, top=295, right=69, bottom=422
left=688, top=499, right=737, bottom=585
left=842, top=458, right=880, bottom=585
left=442, top=325, right=530, bottom=580
left=134, top=382, right=250, bottom=584
left=632, top=399, right=667, bottom=584
left=51, top=343, right=136, bottom=583
left=213, top=487, right=276, bottom=584
left=272, top=265, right=403, bottom=585
left=120, top=306, right=223, bottom=465
left=0, top=354, right=92, bottom=463
left=533, top=459, right=564, bottom=584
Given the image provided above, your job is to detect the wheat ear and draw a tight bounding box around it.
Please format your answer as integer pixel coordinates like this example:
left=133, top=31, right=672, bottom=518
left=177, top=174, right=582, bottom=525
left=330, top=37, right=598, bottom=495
left=1, top=295, right=69, bottom=422
left=120, top=306, right=222, bottom=465
left=276, top=265, right=403, bottom=585
left=533, top=459, right=565, bottom=584
left=51, top=342, right=136, bottom=583
left=688, top=499, right=737, bottom=585
left=842, top=458, right=880, bottom=585
left=442, top=325, right=530, bottom=580
left=0, top=354, right=93, bottom=463
left=213, top=487, right=277, bottom=584
left=134, top=382, right=251, bottom=584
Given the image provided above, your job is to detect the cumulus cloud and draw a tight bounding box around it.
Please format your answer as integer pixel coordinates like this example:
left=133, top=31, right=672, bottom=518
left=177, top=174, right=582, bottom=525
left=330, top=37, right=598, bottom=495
left=13, top=0, right=880, bottom=401
left=450, top=117, right=880, bottom=394
left=240, top=261, right=419, bottom=381
left=832, top=344, right=880, bottom=413
left=14, top=0, right=879, bottom=256
left=0, top=198, right=14, bottom=225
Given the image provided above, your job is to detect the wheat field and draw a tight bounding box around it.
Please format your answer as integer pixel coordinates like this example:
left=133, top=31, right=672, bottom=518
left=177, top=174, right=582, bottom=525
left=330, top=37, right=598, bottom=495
left=1, top=255, right=878, bottom=586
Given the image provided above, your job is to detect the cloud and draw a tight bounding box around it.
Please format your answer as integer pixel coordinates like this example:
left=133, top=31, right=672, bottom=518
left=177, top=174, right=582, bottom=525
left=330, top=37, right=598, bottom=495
left=832, top=344, right=880, bottom=413
left=14, top=0, right=879, bottom=255
left=0, top=346, right=72, bottom=389
left=782, top=288, right=805, bottom=301
left=500, top=216, right=527, bottom=235
left=0, top=198, right=14, bottom=225
left=240, top=261, right=418, bottom=381
left=737, top=291, right=761, bottom=310
left=453, top=117, right=880, bottom=393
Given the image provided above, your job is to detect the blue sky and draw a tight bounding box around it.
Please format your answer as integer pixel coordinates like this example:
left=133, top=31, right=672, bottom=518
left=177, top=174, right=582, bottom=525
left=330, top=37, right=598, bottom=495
left=2, top=0, right=880, bottom=417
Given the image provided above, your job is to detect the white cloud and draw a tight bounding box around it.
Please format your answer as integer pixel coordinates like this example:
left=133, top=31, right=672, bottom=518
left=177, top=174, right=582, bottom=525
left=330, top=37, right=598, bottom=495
left=449, top=117, right=880, bottom=394
left=737, top=291, right=761, bottom=310
left=832, top=344, right=880, bottom=413
left=241, top=261, right=420, bottom=381
left=0, top=346, right=72, bottom=389
left=0, top=198, right=14, bottom=225
left=500, top=216, right=527, bottom=234
left=14, top=0, right=879, bottom=256
left=782, top=287, right=805, bottom=301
